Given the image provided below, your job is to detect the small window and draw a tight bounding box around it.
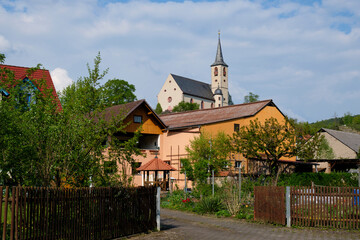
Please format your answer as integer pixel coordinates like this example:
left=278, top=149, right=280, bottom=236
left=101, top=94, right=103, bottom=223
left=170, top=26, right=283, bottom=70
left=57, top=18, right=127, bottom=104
left=134, top=115, right=142, bottom=123
left=223, top=67, right=226, bottom=76
left=169, top=80, right=171, bottom=83
left=190, top=98, right=193, bottom=103
left=201, top=101, right=204, bottom=109
left=235, top=161, right=241, bottom=168
left=211, top=103, right=214, bottom=108
left=223, top=79, right=226, bottom=82
left=214, top=67, right=218, bottom=76
left=174, top=88, right=176, bottom=91
left=215, top=79, right=218, bottom=82
left=164, top=89, right=167, bottom=92
left=234, top=124, right=240, bottom=132
left=218, top=97, right=221, bottom=100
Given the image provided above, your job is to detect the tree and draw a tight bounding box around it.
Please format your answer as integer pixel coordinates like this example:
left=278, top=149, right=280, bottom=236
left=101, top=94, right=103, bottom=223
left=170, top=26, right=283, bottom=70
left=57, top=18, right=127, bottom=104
left=172, top=101, right=199, bottom=112
left=101, top=79, right=136, bottom=107
left=0, top=52, right=141, bottom=187
left=243, top=92, right=259, bottom=103
left=181, top=132, right=233, bottom=188
left=232, top=117, right=324, bottom=186
left=155, top=103, right=163, bottom=114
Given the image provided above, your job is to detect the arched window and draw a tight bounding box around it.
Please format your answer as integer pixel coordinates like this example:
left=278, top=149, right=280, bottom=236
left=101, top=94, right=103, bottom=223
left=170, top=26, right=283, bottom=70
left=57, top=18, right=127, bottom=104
left=223, top=67, right=226, bottom=76
left=201, top=101, right=204, bottom=109
left=214, top=67, right=218, bottom=76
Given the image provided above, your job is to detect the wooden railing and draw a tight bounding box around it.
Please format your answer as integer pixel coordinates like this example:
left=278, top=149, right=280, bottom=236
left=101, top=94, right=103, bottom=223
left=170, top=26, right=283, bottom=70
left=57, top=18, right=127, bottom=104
left=0, top=186, right=156, bottom=240
left=144, top=181, right=168, bottom=191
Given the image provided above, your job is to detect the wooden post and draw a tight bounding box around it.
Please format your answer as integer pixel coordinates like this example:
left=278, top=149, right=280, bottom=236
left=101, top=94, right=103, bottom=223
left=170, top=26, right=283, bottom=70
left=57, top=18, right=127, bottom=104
left=156, top=186, right=161, bottom=231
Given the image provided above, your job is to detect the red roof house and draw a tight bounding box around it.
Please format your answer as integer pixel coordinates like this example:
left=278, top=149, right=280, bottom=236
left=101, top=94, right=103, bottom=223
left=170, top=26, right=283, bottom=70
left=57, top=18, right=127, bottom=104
left=0, top=64, right=62, bottom=110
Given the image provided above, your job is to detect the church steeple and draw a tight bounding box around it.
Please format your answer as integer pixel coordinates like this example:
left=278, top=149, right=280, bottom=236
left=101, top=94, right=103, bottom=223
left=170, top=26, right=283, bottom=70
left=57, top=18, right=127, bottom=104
left=211, top=31, right=228, bottom=67
left=211, top=31, right=229, bottom=107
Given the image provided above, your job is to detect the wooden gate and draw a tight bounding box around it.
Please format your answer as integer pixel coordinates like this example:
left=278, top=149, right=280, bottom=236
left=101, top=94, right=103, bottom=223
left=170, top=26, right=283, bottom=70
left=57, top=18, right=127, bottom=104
left=254, top=186, right=286, bottom=225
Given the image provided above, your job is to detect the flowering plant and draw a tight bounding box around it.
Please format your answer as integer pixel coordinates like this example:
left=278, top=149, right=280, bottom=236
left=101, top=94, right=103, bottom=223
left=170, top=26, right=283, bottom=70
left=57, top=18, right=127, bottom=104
left=182, top=198, right=191, bottom=203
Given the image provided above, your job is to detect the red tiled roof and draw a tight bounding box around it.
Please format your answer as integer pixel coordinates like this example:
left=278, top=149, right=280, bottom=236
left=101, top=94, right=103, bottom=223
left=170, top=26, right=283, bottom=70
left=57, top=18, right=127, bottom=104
left=160, top=100, right=278, bottom=129
left=137, top=157, right=177, bottom=171
left=0, top=64, right=62, bottom=111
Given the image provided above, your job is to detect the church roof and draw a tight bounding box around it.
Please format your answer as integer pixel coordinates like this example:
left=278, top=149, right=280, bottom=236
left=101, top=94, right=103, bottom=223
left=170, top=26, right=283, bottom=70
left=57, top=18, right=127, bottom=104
left=160, top=100, right=278, bottom=130
left=320, top=128, right=360, bottom=153
left=170, top=74, right=214, bottom=101
left=211, top=34, right=228, bottom=67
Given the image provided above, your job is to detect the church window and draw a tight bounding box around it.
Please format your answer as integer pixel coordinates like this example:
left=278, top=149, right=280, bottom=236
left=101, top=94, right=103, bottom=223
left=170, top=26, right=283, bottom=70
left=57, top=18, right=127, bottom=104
left=214, top=67, right=218, bottom=76
left=223, top=79, right=226, bottom=82
left=169, top=80, right=171, bottom=83
left=190, top=98, right=193, bottom=103
left=223, top=67, right=226, bottom=76
left=174, top=88, right=176, bottom=91
left=168, top=97, right=172, bottom=103
left=218, top=97, right=221, bottom=101
left=201, top=101, right=204, bottom=109
left=215, top=79, right=217, bottom=82
left=164, top=89, right=167, bottom=92
left=218, top=104, right=221, bottom=107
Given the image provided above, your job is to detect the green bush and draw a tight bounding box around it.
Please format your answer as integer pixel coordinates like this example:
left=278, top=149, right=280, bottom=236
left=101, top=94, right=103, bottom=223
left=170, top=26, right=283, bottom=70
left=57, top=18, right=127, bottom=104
left=277, top=172, right=358, bottom=187
left=195, top=196, right=224, bottom=214
left=215, top=210, right=231, bottom=217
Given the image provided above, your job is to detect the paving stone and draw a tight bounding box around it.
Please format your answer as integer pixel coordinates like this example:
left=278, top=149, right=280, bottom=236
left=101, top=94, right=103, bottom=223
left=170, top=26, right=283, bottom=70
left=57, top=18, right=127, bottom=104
left=128, top=208, right=360, bottom=240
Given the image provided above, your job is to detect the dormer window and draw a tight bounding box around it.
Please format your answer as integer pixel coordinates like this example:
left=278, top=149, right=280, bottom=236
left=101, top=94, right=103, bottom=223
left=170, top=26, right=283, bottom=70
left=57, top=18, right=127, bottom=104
left=134, top=115, right=142, bottom=123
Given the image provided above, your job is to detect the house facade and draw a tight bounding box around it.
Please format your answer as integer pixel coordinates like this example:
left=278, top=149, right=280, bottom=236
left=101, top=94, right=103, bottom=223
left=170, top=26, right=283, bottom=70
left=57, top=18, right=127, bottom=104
left=157, top=100, right=295, bottom=189
left=157, top=33, right=230, bottom=112
left=0, top=64, right=61, bottom=110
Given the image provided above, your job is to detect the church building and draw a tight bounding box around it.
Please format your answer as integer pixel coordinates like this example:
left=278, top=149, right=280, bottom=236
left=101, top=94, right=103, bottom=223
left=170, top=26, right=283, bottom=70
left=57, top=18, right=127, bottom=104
left=157, top=33, right=230, bottom=112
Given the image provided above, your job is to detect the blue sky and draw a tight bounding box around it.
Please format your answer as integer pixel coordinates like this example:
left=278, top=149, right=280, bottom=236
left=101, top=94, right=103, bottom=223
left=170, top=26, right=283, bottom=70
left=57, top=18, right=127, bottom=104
left=1, top=0, right=359, bottom=122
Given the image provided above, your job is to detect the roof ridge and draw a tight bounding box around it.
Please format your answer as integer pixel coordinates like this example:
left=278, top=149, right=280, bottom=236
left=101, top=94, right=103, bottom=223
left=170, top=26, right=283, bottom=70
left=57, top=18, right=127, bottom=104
left=170, top=73, right=210, bottom=86
left=0, top=64, right=49, bottom=71
left=160, top=99, right=272, bottom=117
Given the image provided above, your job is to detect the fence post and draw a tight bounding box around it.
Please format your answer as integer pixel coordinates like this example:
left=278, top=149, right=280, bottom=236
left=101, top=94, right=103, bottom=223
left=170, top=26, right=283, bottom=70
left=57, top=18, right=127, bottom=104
left=239, top=162, right=242, bottom=203
left=156, top=186, right=161, bottom=231
left=212, top=170, right=214, bottom=196
left=286, top=186, right=291, bottom=227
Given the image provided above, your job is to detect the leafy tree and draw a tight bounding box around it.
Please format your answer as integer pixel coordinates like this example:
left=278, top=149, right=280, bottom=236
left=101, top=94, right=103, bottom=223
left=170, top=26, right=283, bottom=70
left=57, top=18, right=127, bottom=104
left=232, top=117, right=324, bottom=186
left=228, top=94, right=234, bottom=105
left=0, top=53, right=5, bottom=63
left=0, top=52, right=141, bottom=187
left=155, top=103, right=163, bottom=114
left=181, top=132, right=233, bottom=188
left=101, top=78, right=136, bottom=107
left=172, top=101, right=199, bottom=112
left=243, top=92, right=259, bottom=103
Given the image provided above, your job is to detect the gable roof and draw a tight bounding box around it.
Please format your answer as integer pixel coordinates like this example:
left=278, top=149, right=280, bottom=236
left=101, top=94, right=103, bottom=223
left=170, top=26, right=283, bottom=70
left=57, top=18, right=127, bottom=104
left=160, top=99, right=277, bottom=130
left=320, top=128, right=360, bottom=153
left=170, top=74, right=214, bottom=101
left=100, top=99, right=166, bottom=129
left=0, top=64, right=62, bottom=110
left=137, top=157, right=177, bottom=171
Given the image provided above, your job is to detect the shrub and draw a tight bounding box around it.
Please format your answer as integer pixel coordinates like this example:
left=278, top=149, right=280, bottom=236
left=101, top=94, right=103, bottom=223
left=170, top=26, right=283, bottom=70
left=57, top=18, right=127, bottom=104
left=196, top=196, right=224, bottom=214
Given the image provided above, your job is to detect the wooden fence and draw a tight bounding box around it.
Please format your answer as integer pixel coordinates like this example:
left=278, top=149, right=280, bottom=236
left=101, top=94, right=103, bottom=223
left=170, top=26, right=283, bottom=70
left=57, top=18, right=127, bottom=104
left=0, top=186, right=157, bottom=240
left=254, top=186, right=360, bottom=229
left=254, top=186, right=286, bottom=225
left=291, top=186, right=360, bottom=229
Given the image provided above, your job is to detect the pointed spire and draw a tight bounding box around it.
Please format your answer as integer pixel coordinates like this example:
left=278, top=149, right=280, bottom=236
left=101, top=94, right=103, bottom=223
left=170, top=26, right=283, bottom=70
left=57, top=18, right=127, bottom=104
left=211, top=31, right=228, bottom=67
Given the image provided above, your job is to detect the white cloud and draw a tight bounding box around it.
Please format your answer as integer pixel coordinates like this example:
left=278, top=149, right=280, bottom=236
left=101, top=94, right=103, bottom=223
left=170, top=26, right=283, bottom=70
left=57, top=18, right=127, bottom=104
left=0, top=0, right=359, bottom=122
left=50, top=68, right=73, bottom=92
left=0, top=35, right=11, bottom=51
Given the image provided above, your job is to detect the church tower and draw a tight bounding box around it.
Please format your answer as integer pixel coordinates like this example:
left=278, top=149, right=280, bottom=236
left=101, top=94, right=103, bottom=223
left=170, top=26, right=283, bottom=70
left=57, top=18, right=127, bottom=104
left=211, top=32, right=229, bottom=107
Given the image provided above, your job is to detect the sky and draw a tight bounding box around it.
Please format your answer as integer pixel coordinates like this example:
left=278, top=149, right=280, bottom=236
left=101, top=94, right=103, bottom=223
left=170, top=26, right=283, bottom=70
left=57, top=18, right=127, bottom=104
left=0, top=0, right=359, bottom=123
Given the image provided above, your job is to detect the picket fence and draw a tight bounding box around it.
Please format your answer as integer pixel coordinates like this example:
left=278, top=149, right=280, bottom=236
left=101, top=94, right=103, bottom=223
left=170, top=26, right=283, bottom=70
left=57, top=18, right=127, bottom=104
left=0, top=186, right=157, bottom=240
